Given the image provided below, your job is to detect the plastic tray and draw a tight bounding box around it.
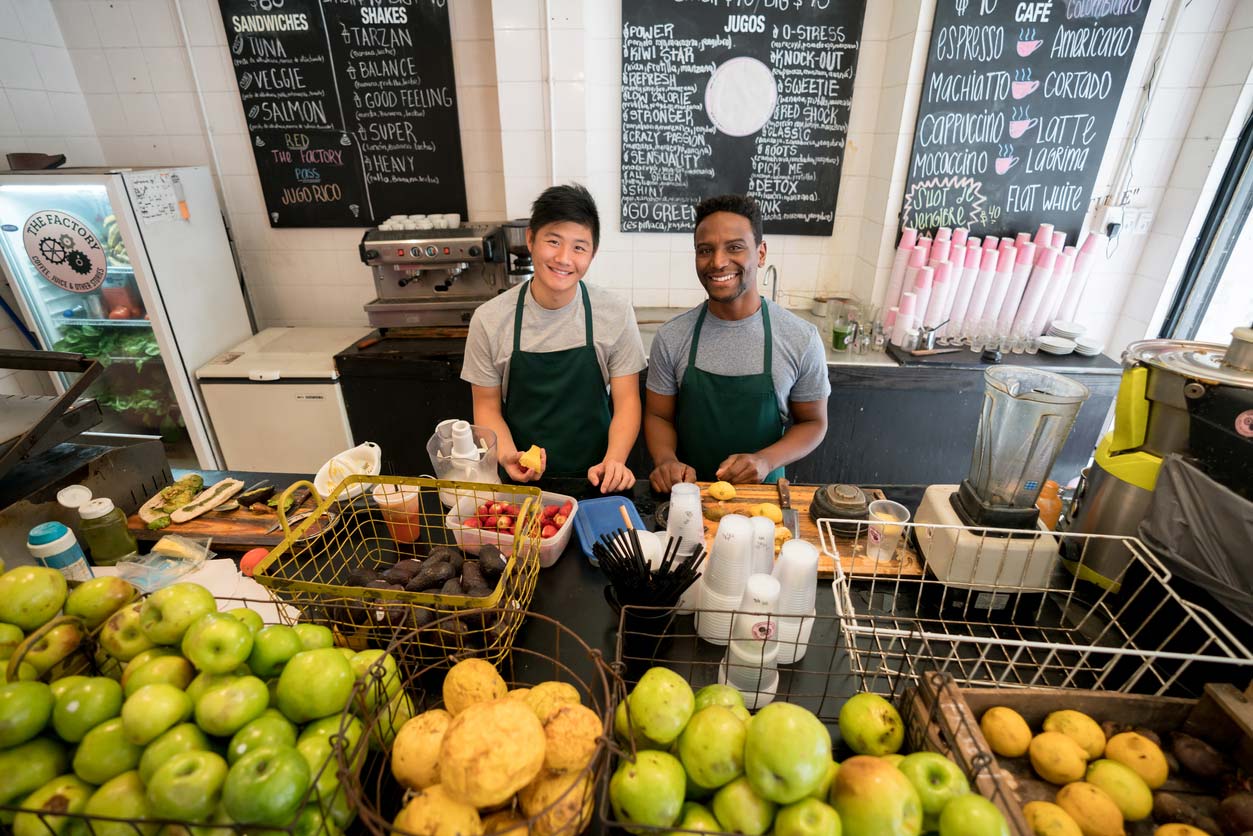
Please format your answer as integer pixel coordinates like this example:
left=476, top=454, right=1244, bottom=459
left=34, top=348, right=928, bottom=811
left=573, top=495, right=645, bottom=565
left=446, top=489, right=577, bottom=568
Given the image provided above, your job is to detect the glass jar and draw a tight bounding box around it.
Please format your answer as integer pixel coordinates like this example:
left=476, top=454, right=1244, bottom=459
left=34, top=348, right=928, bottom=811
left=78, top=498, right=138, bottom=565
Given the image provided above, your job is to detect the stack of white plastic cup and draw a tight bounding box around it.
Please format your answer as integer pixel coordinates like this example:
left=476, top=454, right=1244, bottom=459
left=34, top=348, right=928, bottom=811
left=719, top=573, right=781, bottom=709
left=748, top=516, right=776, bottom=576
left=667, top=484, right=706, bottom=614
left=772, top=539, right=820, bottom=664
left=696, top=514, right=752, bottom=645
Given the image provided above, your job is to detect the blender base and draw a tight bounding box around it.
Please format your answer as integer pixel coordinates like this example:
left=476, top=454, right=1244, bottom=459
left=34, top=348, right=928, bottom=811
left=915, top=485, right=1061, bottom=609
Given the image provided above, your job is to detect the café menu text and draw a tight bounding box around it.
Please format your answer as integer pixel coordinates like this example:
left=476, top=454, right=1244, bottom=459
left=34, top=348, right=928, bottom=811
left=901, top=0, right=1149, bottom=239
left=620, top=0, right=867, bottom=236
left=218, top=0, right=466, bottom=227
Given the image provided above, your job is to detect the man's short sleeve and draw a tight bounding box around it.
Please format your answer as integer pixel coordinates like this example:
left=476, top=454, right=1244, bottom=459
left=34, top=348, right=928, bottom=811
left=460, top=312, right=502, bottom=387
left=646, top=330, right=680, bottom=396
left=608, top=309, right=647, bottom=378
left=788, top=327, right=831, bottom=403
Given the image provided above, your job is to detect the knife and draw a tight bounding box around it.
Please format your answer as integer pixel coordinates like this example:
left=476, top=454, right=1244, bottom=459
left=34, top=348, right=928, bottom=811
left=777, top=478, right=800, bottom=539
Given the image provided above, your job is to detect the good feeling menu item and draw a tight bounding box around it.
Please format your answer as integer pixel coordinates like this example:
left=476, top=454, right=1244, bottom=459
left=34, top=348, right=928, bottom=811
left=620, top=0, right=866, bottom=236
left=901, top=0, right=1149, bottom=240
left=218, top=0, right=466, bottom=227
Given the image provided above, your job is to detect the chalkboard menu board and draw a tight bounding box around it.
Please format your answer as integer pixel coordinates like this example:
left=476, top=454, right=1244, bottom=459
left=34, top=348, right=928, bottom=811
left=218, top=0, right=466, bottom=227
left=619, top=0, right=866, bottom=236
left=900, top=0, right=1149, bottom=240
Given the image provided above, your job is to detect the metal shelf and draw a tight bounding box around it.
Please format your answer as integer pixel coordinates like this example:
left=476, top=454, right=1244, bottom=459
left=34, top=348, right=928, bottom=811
left=58, top=318, right=151, bottom=328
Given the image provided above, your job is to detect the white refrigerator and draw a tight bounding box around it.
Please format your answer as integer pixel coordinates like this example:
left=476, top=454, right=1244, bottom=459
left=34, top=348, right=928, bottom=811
left=0, top=166, right=253, bottom=468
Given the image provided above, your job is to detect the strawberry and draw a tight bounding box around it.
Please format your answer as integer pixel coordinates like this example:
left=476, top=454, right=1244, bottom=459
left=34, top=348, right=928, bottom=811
left=483, top=515, right=498, bottom=528
left=553, top=513, right=567, bottom=527
left=463, top=517, right=481, bottom=529
left=496, top=515, right=513, bottom=530
left=559, top=501, right=573, bottom=517
left=478, top=503, right=492, bottom=517
left=541, top=524, right=558, bottom=539
left=541, top=504, right=559, bottom=519
left=504, top=503, right=521, bottom=516
left=489, top=502, right=506, bottom=515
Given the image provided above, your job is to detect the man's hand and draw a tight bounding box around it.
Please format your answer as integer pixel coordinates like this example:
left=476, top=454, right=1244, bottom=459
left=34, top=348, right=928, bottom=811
left=715, top=453, right=771, bottom=484
left=501, top=449, right=544, bottom=482
left=589, top=459, right=635, bottom=494
left=649, top=460, right=696, bottom=493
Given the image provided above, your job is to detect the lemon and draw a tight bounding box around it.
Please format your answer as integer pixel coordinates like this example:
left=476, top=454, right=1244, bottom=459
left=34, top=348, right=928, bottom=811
left=752, top=502, right=784, bottom=524
left=708, top=481, right=736, bottom=501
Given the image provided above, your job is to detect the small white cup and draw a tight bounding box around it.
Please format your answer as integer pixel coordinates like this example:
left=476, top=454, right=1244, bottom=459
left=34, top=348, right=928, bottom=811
left=867, top=499, right=910, bottom=561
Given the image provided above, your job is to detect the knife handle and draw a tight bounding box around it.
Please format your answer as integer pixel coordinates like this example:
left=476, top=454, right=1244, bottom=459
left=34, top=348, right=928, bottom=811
left=777, top=478, right=792, bottom=510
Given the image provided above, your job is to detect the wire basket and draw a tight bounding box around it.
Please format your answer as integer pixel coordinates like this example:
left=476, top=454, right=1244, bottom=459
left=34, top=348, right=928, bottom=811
left=1, top=595, right=344, bottom=836
left=253, top=476, right=543, bottom=668
left=819, top=517, right=1253, bottom=696
left=336, top=609, right=614, bottom=836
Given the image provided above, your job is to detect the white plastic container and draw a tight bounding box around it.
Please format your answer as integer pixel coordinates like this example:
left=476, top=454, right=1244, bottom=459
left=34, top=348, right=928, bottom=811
left=445, top=490, right=577, bottom=568
left=27, top=522, right=94, bottom=581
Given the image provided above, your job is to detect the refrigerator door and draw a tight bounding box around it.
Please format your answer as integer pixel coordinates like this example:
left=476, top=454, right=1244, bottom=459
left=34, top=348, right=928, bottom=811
left=0, top=172, right=197, bottom=465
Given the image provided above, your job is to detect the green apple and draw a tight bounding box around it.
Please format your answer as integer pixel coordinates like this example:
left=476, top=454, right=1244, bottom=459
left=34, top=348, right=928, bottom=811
left=745, top=702, right=832, bottom=804
left=368, top=690, right=414, bottom=751
left=0, top=622, right=25, bottom=658
left=65, top=576, right=138, bottom=630
left=139, top=722, right=213, bottom=785
left=186, top=671, right=238, bottom=705
left=124, top=654, right=196, bottom=697
left=228, top=709, right=297, bottom=764
left=626, top=667, right=695, bottom=746
left=74, top=716, right=144, bottom=784
left=838, top=693, right=904, bottom=756
left=830, top=755, right=922, bottom=836
left=614, top=700, right=668, bottom=750
left=898, top=752, right=970, bottom=830
left=670, top=801, right=722, bottom=835
left=694, top=683, right=746, bottom=713
left=141, top=582, right=218, bottom=645
left=297, top=735, right=341, bottom=807
left=0, top=737, right=68, bottom=806
left=100, top=602, right=156, bottom=662
left=0, top=566, right=67, bottom=631
left=23, top=622, right=84, bottom=675
left=182, top=612, right=254, bottom=674
left=0, top=680, right=53, bottom=747
left=247, top=624, right=303, bottom=679
left=883, top=754, right=905, bottom=768
left=609, top=749, right=686, bottom=833
left=938, top=794, right=1008, bottom=836
left=82, top=770, right=157, bottom=836
left=11, top=660, right=38, bottom=680
left=678, top=705, right=748, bottom=790
left=122, top=683, right=193, bottom=744
left=812, top=760, right=840, bottom=801
left=349, top=648, right=400, bottom=713
left=712, top=776, right=777, bottom=836
left=195, top=675, right=269, bottom=737
left=226, top=608, right=264, bottom=635
left=276, top=647, right=354, bottom=724
left=52, top=675, right=123, bottom=742
left=11, top=773, right=92, bottom=836
left=775, top=798, right=842, bottom=836
left=147, top=749, right=230, bottom=822
left=293, top=623, right=334, bottom=650
left=49, top=674, right=90, bottom=701
left=286, top=803, right=338, bottom=836
left=298, top=713, right=364, bottom=749
left=223, top=745, right=311, bottom=826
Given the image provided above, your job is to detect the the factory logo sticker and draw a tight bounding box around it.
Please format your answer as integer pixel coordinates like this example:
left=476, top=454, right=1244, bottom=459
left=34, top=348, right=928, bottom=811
left=22, top=211, right=107, bottom=293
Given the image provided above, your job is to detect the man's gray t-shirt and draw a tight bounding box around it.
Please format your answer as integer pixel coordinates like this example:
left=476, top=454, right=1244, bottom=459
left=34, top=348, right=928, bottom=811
left=461, top=282, right=646, bottom=397
left=646, top=300, right=831, bottom=422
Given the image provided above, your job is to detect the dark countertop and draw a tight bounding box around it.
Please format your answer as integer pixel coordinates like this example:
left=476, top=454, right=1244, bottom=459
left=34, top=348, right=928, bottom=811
left=887, top=343, right=1121, bottom=373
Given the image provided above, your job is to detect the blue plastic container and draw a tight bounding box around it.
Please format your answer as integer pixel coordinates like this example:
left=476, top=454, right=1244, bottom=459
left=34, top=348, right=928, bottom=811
left=573, top=496, right=646, bottom=565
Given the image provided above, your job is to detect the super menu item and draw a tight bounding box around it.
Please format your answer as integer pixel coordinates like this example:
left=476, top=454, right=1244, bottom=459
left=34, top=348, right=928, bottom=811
left=900, top=1, right=1150, bottom=239
left=619, top=0, right=867, bottom=236
left=217, top=0, right=466, bottom=227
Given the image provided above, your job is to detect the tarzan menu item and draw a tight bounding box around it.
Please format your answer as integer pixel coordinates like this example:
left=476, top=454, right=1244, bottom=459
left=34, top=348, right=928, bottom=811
left=900, top=0, right=1150, bottom=239
left=619, top=0, right=867, bottom=235
left=218, top=0, right=466, bottom=227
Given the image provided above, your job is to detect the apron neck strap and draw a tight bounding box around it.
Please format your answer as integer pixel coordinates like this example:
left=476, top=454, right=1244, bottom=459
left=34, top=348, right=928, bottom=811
left=689, top=300, right=772, bottom=368
left=513, top=281, right=594, bottom=353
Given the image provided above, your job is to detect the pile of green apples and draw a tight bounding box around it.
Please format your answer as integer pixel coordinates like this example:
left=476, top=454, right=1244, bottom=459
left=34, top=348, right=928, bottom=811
left=608, top=666, right=1012, bottom=836
left=0, top=566, right=412, bottom=836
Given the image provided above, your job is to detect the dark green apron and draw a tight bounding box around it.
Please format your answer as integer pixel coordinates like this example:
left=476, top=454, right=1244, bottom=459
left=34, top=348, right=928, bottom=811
left=675, top=302, right=785, bottom=483
left=503, top=281, right=611, bottom=477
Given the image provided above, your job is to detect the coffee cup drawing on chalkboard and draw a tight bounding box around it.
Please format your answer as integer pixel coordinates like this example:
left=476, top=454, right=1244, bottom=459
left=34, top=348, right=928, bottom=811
left=1017, top=28, right=1043, bottom=57
left=1009, top=107, right=1037, bottom=139
left=1011, top=69, right=1038, bottom=100
left=994, top=145, right=1019, bottom=175
left=704, top=56, right=778, bottom=138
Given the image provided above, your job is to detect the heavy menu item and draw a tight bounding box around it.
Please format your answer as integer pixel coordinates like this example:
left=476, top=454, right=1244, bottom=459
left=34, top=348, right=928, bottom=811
left=900, top=0, right=1149, bottom=240
left=217, top=0, right=466, bottom=227
left=619, top=0, right=866, bottom=236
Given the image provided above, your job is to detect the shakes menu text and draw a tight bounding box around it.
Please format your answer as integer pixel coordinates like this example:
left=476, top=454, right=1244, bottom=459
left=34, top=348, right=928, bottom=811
left=218, top=0, right=466, bottom=227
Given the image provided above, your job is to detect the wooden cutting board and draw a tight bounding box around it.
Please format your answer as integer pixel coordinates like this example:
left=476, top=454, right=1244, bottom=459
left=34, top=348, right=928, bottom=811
left=126, top=502, right=328, bottom=551
left=696, top=482, right=923, bottom=578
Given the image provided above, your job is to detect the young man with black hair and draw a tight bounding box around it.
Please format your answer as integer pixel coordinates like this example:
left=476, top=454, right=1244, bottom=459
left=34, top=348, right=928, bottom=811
left=462, top=184, right=646, bottom=492
left=644, top=194, right=830, bottom=491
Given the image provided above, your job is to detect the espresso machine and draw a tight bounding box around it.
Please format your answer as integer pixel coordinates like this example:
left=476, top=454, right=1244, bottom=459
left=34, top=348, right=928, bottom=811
left=359, top=222, right=509, bottom=328
left=502, top=219, right=533, bottom=284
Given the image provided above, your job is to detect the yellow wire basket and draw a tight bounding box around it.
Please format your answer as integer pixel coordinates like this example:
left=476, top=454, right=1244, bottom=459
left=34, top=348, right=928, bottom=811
left=252, top=476, right=543, bottom=668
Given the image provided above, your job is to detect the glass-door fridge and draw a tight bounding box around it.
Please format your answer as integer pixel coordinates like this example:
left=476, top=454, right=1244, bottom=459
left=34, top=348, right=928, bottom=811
left=0, top=166, right=253, bottom=468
